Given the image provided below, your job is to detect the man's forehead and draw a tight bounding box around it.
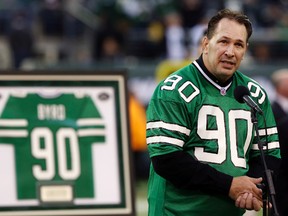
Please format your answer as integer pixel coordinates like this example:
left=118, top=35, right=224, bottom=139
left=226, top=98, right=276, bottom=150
left=214, top=18, right=248, bottom=42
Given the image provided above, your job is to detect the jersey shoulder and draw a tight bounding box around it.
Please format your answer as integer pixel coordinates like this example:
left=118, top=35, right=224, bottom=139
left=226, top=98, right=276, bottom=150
left=234, top=71, right=269, bottom=105
left=151, top=64, right=201, bottom=103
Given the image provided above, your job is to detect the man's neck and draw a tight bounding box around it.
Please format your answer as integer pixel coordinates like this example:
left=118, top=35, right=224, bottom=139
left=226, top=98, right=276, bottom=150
left=196, top=55, right=233, bottom=87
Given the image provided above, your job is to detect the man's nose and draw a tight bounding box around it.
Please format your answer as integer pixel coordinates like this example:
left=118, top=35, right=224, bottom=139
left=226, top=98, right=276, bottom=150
left=225, top=45, right=235, bottom=57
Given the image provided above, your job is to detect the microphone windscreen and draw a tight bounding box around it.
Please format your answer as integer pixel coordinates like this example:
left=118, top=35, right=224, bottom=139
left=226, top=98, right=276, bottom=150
left=234, top=86, right=250, bottom=103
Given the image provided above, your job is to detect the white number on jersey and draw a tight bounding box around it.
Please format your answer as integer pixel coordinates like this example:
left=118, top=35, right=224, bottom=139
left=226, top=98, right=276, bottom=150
left=196, top=106, right=253, bottom=168
left=31, top=127, right=80, bottom=180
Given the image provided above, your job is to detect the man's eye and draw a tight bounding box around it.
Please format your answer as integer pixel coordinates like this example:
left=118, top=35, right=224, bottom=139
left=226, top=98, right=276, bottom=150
left=235, top=43, right=243, bottom=48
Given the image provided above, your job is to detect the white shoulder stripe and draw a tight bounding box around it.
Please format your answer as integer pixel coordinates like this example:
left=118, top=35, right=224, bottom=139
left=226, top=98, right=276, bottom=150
left=252, top=141, right=280, bottom=150
left=147, top=121, right=190, bottom=136
left=147, top=136, right=184, bottom=147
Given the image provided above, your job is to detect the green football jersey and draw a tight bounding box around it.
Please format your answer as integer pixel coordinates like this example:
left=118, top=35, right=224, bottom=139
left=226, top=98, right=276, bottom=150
left=0, top=92, right=105, bottom=200
left=146, top=61, right=280, bottom=216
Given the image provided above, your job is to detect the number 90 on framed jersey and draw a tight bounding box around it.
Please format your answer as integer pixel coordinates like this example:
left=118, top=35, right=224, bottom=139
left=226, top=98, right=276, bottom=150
left=0, top=71, right=135, bottom=216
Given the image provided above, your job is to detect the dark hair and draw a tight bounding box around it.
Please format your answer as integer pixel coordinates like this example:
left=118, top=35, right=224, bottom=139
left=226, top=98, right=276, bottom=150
left=206, top=9, right=252, bottom=42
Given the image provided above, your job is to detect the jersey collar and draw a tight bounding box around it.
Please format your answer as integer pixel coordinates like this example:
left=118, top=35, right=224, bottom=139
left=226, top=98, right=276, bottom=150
left=193, top=56, right=233, bottom=95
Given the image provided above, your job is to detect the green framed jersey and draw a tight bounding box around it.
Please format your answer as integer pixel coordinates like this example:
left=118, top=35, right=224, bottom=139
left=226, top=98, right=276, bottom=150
left=0, top=72, right=135, bottom=216
left=0, top=92, right=104, bottom=200
left=146, top=60, right=280, bottom=216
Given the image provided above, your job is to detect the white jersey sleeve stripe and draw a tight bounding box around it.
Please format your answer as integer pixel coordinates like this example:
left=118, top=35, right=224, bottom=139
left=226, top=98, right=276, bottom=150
left=147, top=121, right=190, bottom=136
left=256, top=127, right=278, bottom=136
left=0, top=130, right=28, bottom=137
left=252, top=141, right=280, bottom=150
left=77, top=129, right=106, bottom=137
left=77, top=118, right=105, bottom=126
left=0, top=119, right=28, bottom=127
left=147, top=136, right=185, bottom=147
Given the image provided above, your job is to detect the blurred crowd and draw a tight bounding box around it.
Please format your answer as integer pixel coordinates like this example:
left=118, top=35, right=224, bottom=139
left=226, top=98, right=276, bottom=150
left=0, top=0, right=288, bottom=70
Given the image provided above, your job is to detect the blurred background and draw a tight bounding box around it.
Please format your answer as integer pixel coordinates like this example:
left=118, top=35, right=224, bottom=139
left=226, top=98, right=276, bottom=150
left=1, top=0, right=288, bottom=215
left=0, top=0, right=288, bottom=101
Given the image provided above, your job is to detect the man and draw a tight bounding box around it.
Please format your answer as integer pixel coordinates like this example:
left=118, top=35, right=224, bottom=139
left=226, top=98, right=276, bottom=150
left=146, top=9, right=280, bottom=216
left=271, top=69, right=288, bottom=216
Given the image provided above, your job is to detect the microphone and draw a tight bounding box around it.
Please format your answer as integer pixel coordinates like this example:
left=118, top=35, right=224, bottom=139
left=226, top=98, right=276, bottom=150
left=234, top=86, right=263, bottom=114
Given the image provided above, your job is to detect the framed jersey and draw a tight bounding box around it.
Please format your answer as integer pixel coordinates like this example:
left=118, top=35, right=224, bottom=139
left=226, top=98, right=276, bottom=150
left=0, top=71, right=135, bottom=216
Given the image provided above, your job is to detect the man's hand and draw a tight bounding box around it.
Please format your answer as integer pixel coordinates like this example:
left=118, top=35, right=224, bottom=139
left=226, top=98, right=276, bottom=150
left=235, top=192, right=262, bottom=211
left=229, top=176, right=263, bottom=211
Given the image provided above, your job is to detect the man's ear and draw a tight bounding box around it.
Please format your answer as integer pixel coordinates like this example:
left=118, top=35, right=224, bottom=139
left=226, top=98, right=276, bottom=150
left=202, top=36, right=209, bottom=54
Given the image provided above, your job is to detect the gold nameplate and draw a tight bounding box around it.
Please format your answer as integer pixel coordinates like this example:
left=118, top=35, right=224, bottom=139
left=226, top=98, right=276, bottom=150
left=39, top=185, right=73, bottom=203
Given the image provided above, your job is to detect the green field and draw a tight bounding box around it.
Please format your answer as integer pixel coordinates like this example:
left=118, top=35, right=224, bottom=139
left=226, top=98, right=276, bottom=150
left=135, top=180, right=148, bottom=216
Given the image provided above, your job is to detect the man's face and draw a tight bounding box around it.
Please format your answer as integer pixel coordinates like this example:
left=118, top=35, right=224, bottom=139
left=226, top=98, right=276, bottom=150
left=202, top=18, right=248, bottom=83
